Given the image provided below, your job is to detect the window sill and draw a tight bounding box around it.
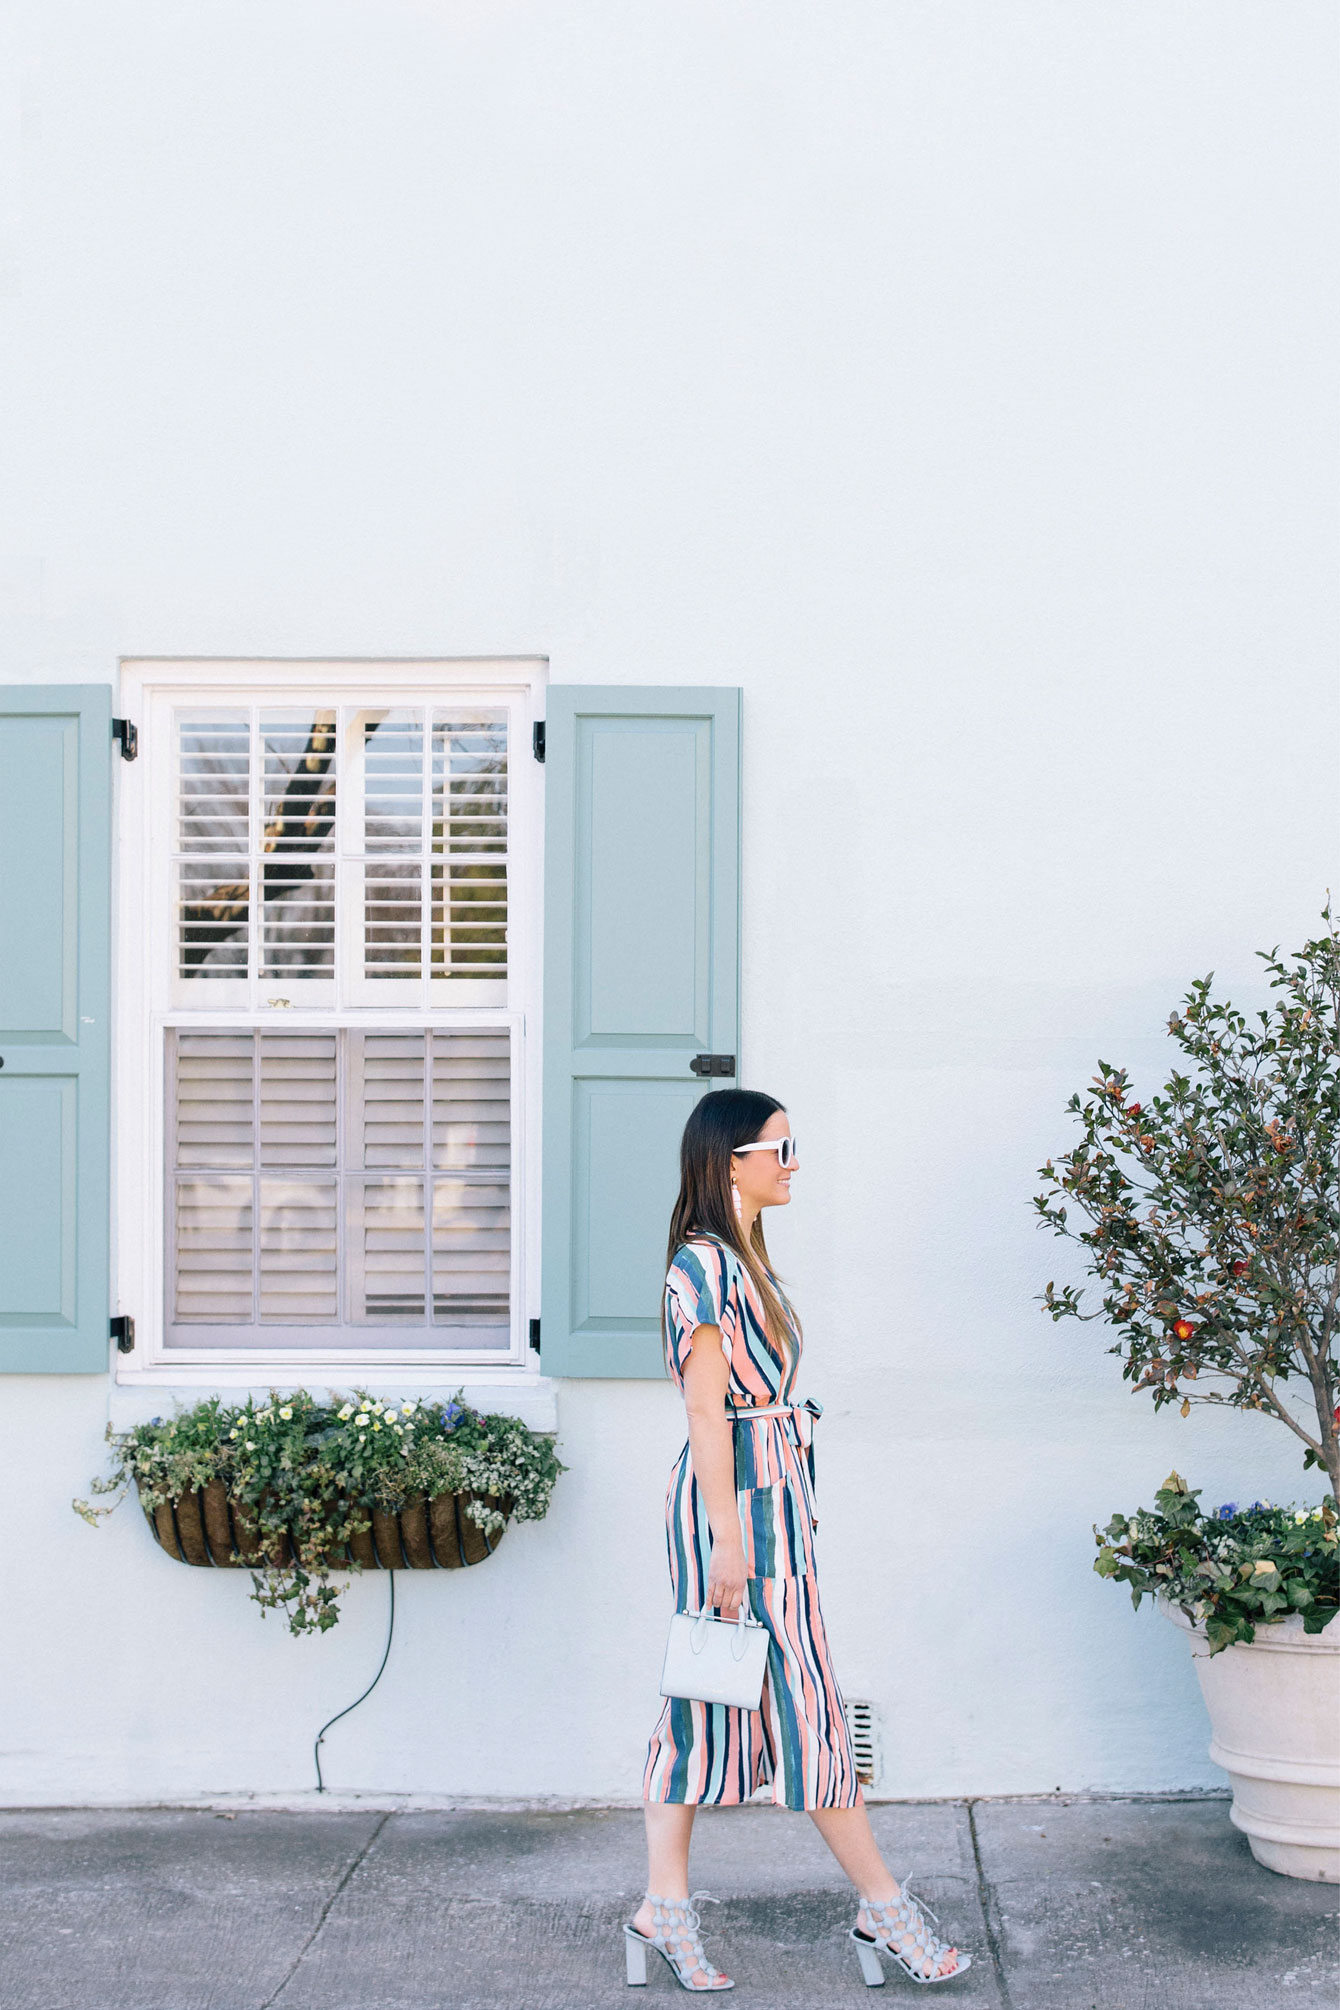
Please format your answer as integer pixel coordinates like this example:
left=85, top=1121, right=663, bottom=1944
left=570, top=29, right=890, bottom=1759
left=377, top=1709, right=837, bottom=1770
left=108, top=1367, right=558, bottom=1433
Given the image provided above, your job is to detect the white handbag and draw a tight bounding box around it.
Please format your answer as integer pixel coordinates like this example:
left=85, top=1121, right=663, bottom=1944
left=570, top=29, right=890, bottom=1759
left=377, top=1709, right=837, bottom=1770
left=659, top=1602, right=769, bottom=1710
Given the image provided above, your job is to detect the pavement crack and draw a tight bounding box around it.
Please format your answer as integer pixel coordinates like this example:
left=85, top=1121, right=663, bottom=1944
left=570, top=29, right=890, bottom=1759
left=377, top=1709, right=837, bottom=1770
left=967, top=1798, right=1015, bottom=2010
left=257, top=1811, right=390, bottom=2009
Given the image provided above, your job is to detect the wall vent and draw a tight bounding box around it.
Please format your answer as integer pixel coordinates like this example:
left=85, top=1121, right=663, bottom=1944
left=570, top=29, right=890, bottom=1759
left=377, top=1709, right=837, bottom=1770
left=844, top=1699, right=878, bottom=1786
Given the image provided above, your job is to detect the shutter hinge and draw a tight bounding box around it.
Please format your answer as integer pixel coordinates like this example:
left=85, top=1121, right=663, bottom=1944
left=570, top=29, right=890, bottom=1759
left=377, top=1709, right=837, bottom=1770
left=690, top=1054, right=736, bottom=1078
left=110, top=1314, right=135, bottom=1353
left=528, top=1318, right=541, bottom=1349
left=112, top=717, right=138, bottom=761
left=532, top=721, right=546, bottom=763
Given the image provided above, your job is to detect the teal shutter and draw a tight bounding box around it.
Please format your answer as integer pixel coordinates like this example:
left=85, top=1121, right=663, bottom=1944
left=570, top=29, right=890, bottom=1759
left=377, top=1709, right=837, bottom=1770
left=0, top=686, right=112, bottom=1371
left=541, top=687, right=741, bottom=1378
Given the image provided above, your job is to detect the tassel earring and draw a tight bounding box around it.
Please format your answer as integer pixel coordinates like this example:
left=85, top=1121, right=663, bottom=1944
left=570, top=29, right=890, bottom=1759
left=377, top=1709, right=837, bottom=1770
left=731, top=1179, right=743, bottom=1225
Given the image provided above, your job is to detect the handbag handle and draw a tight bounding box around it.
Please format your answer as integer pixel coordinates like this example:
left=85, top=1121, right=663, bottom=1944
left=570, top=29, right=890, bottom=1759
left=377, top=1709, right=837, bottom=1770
left=690, top=1599, right=759, bottom=1661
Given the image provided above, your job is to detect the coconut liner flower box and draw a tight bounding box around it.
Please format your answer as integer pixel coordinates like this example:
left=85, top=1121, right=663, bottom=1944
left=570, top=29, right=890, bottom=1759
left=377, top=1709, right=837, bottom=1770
left=77, top=1391, right=563, bottom=1633
left=140, top=1477, right=509, bottom=1572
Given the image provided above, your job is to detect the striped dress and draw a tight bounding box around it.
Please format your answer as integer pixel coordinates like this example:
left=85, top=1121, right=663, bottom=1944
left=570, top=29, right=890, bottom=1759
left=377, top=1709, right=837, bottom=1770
left=643, top=1237, right=860, bottom=1811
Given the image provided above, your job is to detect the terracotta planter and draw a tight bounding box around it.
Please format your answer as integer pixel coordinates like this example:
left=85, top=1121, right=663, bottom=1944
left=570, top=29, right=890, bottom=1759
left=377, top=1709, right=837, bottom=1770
left=138, top=1480, right=508, bottom=1570
left=1163, top=1602, right=1340, bottom=1882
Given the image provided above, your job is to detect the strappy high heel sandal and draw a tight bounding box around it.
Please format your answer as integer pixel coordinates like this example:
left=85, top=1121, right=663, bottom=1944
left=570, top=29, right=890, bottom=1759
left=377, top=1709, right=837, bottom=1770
left=851, top=1882, right=972, bottom=1987
left=623, top=1892, right=734, bottom=1991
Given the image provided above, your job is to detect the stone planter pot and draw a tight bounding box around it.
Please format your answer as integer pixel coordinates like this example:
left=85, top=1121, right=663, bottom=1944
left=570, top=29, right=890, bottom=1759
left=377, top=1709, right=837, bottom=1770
left=1163, top=1601, right=1339, bottom=1882
left=138, top=1478, right=508, bottom=1571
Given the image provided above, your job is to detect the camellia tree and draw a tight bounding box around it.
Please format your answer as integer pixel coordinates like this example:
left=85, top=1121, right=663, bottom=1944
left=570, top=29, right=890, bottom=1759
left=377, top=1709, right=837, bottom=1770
left=1034, top=908, right=1339, bottom=1503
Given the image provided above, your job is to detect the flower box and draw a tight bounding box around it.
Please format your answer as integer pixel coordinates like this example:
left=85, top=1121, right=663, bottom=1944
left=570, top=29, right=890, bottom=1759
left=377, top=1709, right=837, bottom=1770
left=139, top=1478, right=509, bottom=1571
left=78, top=1389, right=561, bottom=1631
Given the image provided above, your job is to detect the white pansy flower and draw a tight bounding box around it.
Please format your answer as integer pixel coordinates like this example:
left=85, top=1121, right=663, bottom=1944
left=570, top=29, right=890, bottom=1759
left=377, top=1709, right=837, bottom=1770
left=385, top=1410, right=399, bottom=1423
left=372, top=1401, right=384, bottom=1415
left=1295, top=1510, right=1310, bottom=1524
left=245, top=1440, right=256, bottom=1450
left=338, top=1404, right=354, bottom=1420
left=278, top=1406, right=293, bottom=1421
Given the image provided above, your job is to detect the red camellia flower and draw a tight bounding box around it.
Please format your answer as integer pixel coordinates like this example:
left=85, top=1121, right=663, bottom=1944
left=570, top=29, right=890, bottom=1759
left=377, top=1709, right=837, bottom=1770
left=1232, top=1260, right=1250, bottom=1277
left=1128, top=1103, right=1141, bottom=1116
left=1173, top=1319, right=1196, bottom=1342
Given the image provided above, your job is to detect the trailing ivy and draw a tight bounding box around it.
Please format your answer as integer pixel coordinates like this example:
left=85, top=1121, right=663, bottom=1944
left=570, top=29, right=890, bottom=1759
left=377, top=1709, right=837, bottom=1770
left=75, top=1390, right=564, bottom=1635
left=1094, top=1471, right=1338, bottom=1652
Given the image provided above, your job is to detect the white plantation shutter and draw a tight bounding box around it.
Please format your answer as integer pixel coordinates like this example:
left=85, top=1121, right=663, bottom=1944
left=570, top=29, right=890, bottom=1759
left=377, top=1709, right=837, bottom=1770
left=167, top=1027, right=511, bottom=1347
left=431, top=1031, right=510, bottom=1324
left=172, top=1034, right=255, bottom=1323
left=259, top=715, right=337, bottom=981
left=257, top=1034, right=338, bottom=1322
left=350, top=1031, right=428, bottom=1321
left=431, top=717, right=508, bottom=979
left=175, top=713, right=250, bottom=981
left=358, top=711, right=425, bottom=980
left=175, top=709, right=339, bottom=994
left=351, top=708, right=508, bottom=998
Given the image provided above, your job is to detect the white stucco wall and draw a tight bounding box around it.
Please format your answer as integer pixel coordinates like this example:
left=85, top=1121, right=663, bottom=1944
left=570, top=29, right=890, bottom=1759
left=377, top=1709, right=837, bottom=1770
left=0, top=1, right=1335, bottom=1804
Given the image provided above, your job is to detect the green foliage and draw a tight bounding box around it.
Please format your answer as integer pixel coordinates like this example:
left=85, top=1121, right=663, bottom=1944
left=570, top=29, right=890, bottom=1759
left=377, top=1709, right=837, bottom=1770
left=75, top=1390, right=564, bottom=1636
left=1035, top=908, right=1340, bottom=1497
left=1094, top=1471, right=1338, bottom=1653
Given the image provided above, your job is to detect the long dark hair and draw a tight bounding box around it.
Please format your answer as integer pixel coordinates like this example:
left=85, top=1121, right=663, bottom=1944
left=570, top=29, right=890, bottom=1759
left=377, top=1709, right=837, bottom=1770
left=666, top=1088, right=797, bottom=1354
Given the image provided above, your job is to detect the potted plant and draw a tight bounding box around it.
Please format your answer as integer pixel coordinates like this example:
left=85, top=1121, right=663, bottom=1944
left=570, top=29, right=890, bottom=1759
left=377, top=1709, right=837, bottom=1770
left=76, top=1390, right=564, bottom=1635
left=1035, top=909, right=1339, bottom=1880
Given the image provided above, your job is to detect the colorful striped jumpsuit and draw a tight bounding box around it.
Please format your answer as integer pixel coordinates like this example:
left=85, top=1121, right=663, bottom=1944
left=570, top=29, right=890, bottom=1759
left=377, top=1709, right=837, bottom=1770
left=643, top=1238, right=861, bottom=1811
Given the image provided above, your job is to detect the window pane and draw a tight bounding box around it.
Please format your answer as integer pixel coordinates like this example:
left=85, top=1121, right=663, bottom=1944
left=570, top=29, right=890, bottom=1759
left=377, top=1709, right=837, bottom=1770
left=349, top=1177, right=425, bottom=1320
left=259, top=1033, right=337, bottom=1166
left=259, top=711, right=336, bottom=979
left=359, top=709, right=423, bottom=978
left=176, top=713, right=250, bottom=978
left=430, top=1028, right=511, bottom=1330
left=173, top=1178, right=254, bottom=1322
left=355, top=1031, right=426, bottom=1169
left=259, top=1179, right=339, bottom=1321
left=174, top=1032, right=254, bottom=1167
left=431, top=1030, right=510, bottom=1171
left=430, top=715, right=508, bottom=978
left=432, top=1177, right=510, bottom=1329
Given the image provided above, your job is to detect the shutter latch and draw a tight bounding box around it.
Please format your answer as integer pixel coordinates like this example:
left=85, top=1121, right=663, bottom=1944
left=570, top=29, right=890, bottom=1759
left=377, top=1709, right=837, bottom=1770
left=112, top=718, right=138, bottom=761
left=690, top=1054, right=736, bottom=1078
left=110, top=1314, right=135, bottom=1353
left=532, top=721, right=546, bottom=763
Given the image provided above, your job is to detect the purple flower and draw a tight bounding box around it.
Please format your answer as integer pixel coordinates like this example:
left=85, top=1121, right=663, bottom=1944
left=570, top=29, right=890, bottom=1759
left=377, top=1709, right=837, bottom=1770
left=1216, top=1503, right=1238, bottom=1519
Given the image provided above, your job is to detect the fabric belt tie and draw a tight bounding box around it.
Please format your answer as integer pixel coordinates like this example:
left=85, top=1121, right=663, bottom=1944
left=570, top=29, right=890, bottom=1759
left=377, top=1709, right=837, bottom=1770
left=727, top=1398, right=823, bottom=1524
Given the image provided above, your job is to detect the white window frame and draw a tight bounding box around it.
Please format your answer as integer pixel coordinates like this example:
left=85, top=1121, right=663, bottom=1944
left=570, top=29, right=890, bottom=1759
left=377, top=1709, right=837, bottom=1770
left=113, top=658, right=547, bottom=1388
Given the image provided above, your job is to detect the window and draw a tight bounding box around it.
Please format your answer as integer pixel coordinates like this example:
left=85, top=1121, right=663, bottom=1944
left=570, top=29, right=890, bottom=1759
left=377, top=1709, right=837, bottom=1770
left=115, top=662, right=545, bottom=1378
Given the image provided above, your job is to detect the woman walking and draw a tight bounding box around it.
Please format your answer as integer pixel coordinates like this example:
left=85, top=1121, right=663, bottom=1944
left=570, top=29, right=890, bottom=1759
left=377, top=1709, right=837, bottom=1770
left=624, top=1090, right=971, bottom=1992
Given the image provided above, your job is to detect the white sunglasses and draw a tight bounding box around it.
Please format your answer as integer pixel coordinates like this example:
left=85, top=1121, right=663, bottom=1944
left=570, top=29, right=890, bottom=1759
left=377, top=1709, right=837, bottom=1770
left=733, top=1135, right=799, bottom=1169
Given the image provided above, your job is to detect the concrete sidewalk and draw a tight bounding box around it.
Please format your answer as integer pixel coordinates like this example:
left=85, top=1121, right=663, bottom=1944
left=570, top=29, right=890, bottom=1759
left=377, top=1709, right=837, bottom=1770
left=0, top=1797, right=1333, bottom=2010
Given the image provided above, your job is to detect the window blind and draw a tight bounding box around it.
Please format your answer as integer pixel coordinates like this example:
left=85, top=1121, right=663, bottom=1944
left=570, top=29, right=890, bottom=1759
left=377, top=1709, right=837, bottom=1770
left=173, top=707, right=503, bottom=987
left=356, top=709, right=508, bottom=982
left=168, top=1028, right=511, bottom=1346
